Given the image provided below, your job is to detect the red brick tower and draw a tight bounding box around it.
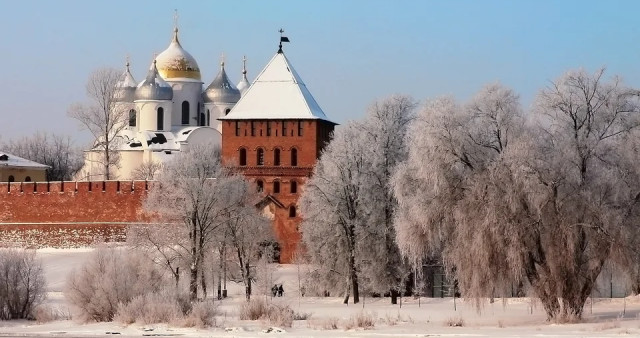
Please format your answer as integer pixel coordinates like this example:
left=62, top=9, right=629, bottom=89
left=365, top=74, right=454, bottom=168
left=219, top=46, right=335, bottom=263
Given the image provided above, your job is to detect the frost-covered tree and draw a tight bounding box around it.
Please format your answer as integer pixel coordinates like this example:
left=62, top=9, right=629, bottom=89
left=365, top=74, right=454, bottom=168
left=68, top=68, right=126, bottom=180
left=357, top=95, right=415, bottom=303
left=1, top=131, right=83, bottom=181
left=142, top=144, right=271, bottom=301
left=301, top=95, right=415, bottom=304
left=394, top=74, right=640, bottom=321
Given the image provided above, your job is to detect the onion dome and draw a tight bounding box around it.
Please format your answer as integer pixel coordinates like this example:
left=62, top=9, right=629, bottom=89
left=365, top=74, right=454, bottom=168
left=114, top=61, right=137, bottom=102
left=203, top=56, right=241, bottom=104
left=135, top=60, right=173, bottom=101
left=236, top=55, right=250, bottom=95
left=155, top=27, right=201, bottom=81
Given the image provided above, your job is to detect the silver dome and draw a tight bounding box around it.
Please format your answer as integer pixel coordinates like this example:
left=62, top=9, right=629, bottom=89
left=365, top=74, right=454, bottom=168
left=135, top=60, right=173, bottom=101
left=203, top=62, right=240, bottom=104
left=114, top=61, right=137, bottom=102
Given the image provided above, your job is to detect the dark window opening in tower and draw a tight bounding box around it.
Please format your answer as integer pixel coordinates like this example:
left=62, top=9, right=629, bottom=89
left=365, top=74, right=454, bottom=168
left=199, top=113, right=205, bottom=127
left=267, top=121, right=271, bottom=136
left=298, top=121, right=303, bottom=136
left=274, top=148, right=281, bottom=166
left=235, top=121, right=240, bottom=136
left=282, top=121, right=287, bottom=137
left=289, top=205, right=296, bottom=218
left=207, top=109, right=211, bottom=126
left=239, top=148, right=247, bottom=166
left=256, top=180, right=264, bottom=192
left=181, top=101, right=190, bottom=125
left=157, top=107, right=164, bottom=130
left=257, top=148, right=264, bottom=166
left=290, top=180, right=297, bottom=194
left=273, top=180, right=280, bottom=194
left=291, top=148, right=298, bottom=166
left=251, top=121, right=256, bottom=136
left=129, top=109, right=136, bottom=127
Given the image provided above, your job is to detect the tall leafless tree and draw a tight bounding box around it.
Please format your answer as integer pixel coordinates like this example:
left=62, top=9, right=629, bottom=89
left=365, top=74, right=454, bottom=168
left=68, top=68, right=126, bottom=180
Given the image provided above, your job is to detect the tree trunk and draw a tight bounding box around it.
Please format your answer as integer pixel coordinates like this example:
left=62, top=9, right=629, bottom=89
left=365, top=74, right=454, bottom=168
left=390, top=289, right=399, bottom=305
left=349, top=252, right=360, bottom=304
left=189, top=216, right=198, bottom=301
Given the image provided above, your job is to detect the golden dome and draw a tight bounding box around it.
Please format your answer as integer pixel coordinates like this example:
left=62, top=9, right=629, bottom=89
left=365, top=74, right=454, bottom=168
left=155, top=28, right=201, bottom=81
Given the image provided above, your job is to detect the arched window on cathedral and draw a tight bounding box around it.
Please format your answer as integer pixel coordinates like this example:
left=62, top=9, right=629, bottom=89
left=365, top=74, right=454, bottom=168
left=289, top=205, right=296, bottom=218
left=256, top=180, right=264, bottom=192
left=225, top=108, right=231, bottom=115
left=206, top=109, right=210, bottom=126
left=291, top=148, right=298, bottom=167
left=128, top=109, right=136, bottom=127
left=274, top=148, right=281, bottom=166
left=256, top=148, right=264, bottom=166
left=157, top=107, right=164, bottom=130
left=181, top=101, right=190, bottom=125
left=198, top=104, right=204, bottom=126
left=239, top=148, right=247, bottom=166
left=273, top=180, right=280, bottom=194
left=290, top=180, right=297, bottom=194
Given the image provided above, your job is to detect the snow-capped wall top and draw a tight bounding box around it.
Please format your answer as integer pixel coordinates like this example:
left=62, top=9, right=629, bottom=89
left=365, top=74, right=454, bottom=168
left=155, top=27, right=201, bottom=81
left=219, top=51, right=333, bottom=122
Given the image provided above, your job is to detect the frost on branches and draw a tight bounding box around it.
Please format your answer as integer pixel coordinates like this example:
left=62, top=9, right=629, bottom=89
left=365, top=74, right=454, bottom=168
left=393, top=71, right=640, bottom=321
left=300, top=95, right=415, bottom=304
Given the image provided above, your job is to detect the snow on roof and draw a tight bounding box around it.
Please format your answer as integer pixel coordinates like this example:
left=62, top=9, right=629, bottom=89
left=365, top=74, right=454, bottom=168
left=220, top=51, right=334, bottom=123
left=0, top=152, right=49, bottom=169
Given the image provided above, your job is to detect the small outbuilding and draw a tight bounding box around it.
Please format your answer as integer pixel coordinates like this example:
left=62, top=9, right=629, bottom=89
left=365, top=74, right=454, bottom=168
left=0, top=152, right=48, bottom=182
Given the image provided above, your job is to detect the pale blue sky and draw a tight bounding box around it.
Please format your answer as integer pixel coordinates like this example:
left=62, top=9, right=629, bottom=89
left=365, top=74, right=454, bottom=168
left=1, top=0, right=638, bottom=143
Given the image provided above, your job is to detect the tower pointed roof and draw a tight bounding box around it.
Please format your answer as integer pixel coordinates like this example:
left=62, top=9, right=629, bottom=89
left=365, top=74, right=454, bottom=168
left=203, top=54, right=241, bottom=104
left=219, top=51, right=333, bottom=123
left=114, top=59, right=138, bottom=102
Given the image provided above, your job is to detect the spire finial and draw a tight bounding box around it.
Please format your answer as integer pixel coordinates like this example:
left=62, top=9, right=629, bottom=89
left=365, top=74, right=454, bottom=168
left=242, top=55, right=247, bottom=75
left=278, top=28, right=290, bottom=53
left=220, top=52, right=225, bottom=68
left=125, top=54, right=131, bottom=69
left=172, top=9, right=179, bottom=42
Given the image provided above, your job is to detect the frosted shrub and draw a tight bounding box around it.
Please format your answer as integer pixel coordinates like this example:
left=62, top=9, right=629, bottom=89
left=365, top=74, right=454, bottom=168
left=238, top=299, right=295, bottom=327
left=33, top=305, right=71, bottom=323
left=444, top=316, right=465, bottom=327
left=0, top=249, right=46, bottom=320
left=182, top=300, right=218, bottom=328
left=344, top=311, right=375, bottom=330
left=64, top=247, right=162, bottom=322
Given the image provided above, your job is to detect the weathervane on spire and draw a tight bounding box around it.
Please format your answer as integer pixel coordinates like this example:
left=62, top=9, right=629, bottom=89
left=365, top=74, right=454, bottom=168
left=278, top=28, right=290, bottom=53
left=173, top=9, right=179, bottom=32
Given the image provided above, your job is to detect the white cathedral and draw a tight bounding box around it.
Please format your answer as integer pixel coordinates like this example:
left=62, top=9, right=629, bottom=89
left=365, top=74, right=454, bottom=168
left=77, top=26, right=250, bottom=180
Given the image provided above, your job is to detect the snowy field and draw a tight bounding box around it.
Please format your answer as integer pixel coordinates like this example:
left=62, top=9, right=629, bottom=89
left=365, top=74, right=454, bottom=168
left=1, top=248, right=640, bottom=337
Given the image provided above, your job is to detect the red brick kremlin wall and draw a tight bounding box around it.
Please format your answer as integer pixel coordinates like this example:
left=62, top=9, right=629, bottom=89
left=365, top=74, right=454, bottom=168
left=0, top=181, right=148, bottom=248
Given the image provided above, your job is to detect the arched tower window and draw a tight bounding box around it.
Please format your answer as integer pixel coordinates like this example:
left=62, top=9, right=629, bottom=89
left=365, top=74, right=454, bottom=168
left=289, top=205, right=296, bottom=218
left=273, top=180, right=280, bottom=194
left=274, top=148, right=281, bottom=166
left=291, top=148, right=298, bottom=167
left=128, top=109, right=136, bottom=127
left=290, top=180, right=297, bottom=194
left=239, top=148, right=247, bottom=166
left=8, top=175, right=14, bottom=183
left=256, top=180, right=264, bottom=192
left=206, top=109, right=211, bottom=126
left=181, top=101, right=190, bottom=125
left=25, top=176, right=32, bottom=182
left=157, top=107, right=164, bottom=130
left=256, top=148, right=264, bottom=166
left=225, top=108, right=231, bottom=115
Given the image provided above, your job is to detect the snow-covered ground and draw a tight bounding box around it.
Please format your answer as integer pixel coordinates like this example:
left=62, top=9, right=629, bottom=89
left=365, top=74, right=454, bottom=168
left=1, top=248, right=640, bottom=337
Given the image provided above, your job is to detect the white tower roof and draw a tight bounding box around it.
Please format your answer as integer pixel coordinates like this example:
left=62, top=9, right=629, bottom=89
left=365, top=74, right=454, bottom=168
left=220, top=51, right=333, bottom=123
